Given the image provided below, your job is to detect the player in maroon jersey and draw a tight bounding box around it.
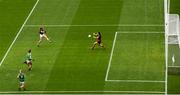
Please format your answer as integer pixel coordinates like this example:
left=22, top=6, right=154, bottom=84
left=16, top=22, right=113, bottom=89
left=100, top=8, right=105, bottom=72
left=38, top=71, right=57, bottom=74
left=91, top=32, right=104, bottom=50
left=37, top=27, right=51, bottom=47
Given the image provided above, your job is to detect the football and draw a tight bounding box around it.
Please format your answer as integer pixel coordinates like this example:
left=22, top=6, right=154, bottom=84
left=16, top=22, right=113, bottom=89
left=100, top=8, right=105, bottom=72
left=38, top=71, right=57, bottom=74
left=88, top=34, right=91, bottom=38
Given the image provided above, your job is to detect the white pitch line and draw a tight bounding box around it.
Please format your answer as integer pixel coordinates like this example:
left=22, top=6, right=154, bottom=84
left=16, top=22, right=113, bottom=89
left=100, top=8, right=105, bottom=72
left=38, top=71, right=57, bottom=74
left=117, top=31, right=164, bottom=34
left=168, top=66, right=180, bottom=68
left=0, top=91, right=165, bottom=94
left=106, top=80, right=165, bottom=83
left=105, top=32, right=117, bottom=81
left=0, top=0, right=40, bottom=66
left=24, top=24, right=164, bottom=27
left=164, top=0, right=169, bottom=94
left=168, top=43, right=180, bottom=45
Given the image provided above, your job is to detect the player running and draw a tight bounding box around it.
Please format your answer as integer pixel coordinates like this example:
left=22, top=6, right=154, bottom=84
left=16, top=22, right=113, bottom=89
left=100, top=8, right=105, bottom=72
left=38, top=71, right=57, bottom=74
left=91, top=32, right=104, bottom=50
left=37, top=27, right=51, bottom=47
left=17, top=69, right=26, bottom=91
left=24, top=49, right=33, bottom=71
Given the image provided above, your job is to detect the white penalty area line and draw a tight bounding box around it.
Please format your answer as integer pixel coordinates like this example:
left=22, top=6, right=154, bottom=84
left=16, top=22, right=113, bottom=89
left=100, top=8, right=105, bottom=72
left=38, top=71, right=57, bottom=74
left=24, top=24, right=164, bottom=27
left=117, top=31, right=164, bottom=34
left=0, top=0, right=40, bottom=66
left=105, top=31, right=165, bottom=82
left=106, top=80, right=165, bottom=83
left=168, top=43, right=180, bottom=45
left=168, top=66, right=180, bottom=68
left=0, top=91, right=165, bottom=94
left=105, top=32, right=117, bottom=81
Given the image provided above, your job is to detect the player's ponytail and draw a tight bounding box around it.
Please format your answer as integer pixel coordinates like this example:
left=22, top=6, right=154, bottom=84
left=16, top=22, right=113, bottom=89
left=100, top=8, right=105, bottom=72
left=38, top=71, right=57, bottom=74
left=98, top=32, right=101, bottom=37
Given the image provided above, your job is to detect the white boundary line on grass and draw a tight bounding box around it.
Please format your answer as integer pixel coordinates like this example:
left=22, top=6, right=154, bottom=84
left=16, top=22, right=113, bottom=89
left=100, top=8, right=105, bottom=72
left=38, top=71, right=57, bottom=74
left=0, top=91, right=165, bottom=94
left=105, top=31, right=165, bottom=84
left=24, top=24, right=164, bottom=27
left=0, top=0, right=40, bottom=66
left=105, top=32, right=117, bottom=81
left=164, top=0, right=169, bottom=94
left=116, top=31, right=164, bottom=34
left=106, top=80, right=165, bottom=83
left=168, top=66, right=180, bottom=68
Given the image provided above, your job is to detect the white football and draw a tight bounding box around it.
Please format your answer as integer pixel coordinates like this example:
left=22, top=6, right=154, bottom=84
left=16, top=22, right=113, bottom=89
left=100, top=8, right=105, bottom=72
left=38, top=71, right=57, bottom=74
left=88, top=35, right=91, bottom=38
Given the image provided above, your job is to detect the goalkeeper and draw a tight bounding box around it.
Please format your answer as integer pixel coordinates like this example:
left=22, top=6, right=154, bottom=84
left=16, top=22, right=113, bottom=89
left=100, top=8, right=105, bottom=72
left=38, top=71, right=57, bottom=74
left=91, top=32, right=104, bottom=50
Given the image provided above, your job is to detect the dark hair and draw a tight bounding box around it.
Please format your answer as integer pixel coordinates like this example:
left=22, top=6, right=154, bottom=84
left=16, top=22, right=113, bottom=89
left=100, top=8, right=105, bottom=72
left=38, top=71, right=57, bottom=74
left=28, top=49, right=31, bottom=53
left=40, top=27, right=43, bottom=31
left=98, top=32, right=101, bottom=37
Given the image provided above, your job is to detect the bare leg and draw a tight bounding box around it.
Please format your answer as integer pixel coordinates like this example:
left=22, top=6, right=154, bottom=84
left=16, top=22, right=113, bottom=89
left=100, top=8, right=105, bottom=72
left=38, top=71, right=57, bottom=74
left=37, top=39, right=42, bottom=47
left=44, top=35, right=51, bottom=42
left=92, top=42, right=97, bottom=50
left=100, top=43, right=104, bottom=48
left=28, top=65, right=32, bottom=71
left=23, top=85, right=26, bottom=91
left=27, top=63, right=32, bottom=71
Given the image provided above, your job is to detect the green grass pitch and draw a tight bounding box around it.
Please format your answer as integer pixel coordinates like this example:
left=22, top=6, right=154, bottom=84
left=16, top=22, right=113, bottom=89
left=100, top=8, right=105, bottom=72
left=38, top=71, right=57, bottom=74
left=0, top=0, right=179, bottom=94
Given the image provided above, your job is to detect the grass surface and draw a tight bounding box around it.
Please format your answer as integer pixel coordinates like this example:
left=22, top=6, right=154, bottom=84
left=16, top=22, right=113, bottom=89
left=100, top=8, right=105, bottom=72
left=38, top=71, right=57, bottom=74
left=170, top=0, right=180, bottom=15
left=108, top=33, right=164, bottom=81
left=0, top=0, right=171, bottom=94
left=0, top=0, right=36, bottom=61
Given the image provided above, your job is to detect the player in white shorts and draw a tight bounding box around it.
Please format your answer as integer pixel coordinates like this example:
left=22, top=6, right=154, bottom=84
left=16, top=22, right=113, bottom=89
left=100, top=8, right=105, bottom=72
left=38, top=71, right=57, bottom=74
left=37, top=27, right=51, bottom=47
